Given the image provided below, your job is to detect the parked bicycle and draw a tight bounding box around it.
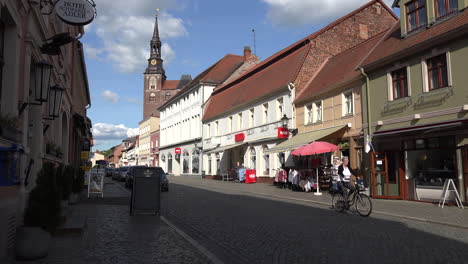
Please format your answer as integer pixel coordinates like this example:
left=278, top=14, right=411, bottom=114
left=332, top=183, right=372, bottom=217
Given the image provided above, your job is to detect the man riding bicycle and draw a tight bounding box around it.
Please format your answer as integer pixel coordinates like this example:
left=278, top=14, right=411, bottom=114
left=337, top=156, right=357, bottom=206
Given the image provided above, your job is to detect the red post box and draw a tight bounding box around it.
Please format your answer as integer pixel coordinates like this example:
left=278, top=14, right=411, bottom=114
left=245, top=169, right=257, bottom=183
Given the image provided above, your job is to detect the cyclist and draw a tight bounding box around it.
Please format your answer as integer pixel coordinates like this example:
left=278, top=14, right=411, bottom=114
left=337, top=156, right=357, bottom=207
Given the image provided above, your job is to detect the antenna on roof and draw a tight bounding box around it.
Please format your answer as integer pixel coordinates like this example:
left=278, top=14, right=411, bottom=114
left=252, top=29, right=256, bottom=55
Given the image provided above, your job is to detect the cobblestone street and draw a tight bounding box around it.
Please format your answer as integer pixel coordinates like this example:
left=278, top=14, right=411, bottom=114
left=162, top=177, right=468, bottom=264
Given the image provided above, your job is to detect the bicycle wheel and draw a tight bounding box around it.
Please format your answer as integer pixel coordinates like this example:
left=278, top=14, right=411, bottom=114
left=355, top=194, right=372, bottom=217
left=334, top=193, right=346, bottom=212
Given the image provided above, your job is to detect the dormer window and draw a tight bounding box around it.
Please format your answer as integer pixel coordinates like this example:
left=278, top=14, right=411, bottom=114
left=406, top=0, right=427, bottom=32
left=435, top=0, right=458, bottom=19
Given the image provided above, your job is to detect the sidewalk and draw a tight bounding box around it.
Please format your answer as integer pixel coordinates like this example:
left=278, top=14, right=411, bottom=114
left=12, top=178, right=210, bottom=264
left=169, top=176, right=468, bottom=229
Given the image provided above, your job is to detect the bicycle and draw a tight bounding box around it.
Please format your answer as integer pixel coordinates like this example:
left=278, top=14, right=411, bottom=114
left=332, top=183, right=372, bottom=217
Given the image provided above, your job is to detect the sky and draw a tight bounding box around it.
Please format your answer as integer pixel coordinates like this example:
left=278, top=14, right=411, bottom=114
left=85, top=0, right=396, bottom=151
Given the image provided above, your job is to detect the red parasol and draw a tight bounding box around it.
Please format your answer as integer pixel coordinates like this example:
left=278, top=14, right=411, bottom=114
left=291, top=141, right=338, bottom=156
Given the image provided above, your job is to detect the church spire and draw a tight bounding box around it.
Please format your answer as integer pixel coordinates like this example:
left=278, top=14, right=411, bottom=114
left=145, top=10, right=165, bottom=76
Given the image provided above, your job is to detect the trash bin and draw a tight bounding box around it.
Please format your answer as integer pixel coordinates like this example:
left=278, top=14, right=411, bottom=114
left=130, top=167, right=161, bottom=216
left=245, top=169, right=257, bottom=183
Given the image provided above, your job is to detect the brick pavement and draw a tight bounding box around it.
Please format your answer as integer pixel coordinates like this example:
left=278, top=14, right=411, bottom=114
left=11, top=178, right=210, bottom=264
left=168, top=176, right=468, bottom=229
left=161, top=180, right=468, bottom=264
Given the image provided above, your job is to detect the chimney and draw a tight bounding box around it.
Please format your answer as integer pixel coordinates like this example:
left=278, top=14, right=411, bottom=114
left=244, top=46, right=252, bottom=61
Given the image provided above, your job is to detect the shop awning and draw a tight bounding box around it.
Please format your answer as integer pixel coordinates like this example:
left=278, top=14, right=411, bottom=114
left=204, top=142, right=247, bottom=154
left=264, top=125, right=347, bottom=154
left=247, top=137, right=281, bottom=145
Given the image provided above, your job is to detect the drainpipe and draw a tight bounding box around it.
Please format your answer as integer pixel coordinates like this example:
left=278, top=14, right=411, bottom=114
left=359, top=68, right=371, bottom=137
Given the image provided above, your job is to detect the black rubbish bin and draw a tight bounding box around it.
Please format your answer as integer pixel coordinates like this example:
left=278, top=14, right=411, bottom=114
left=130, top=167, right=162, bottom=216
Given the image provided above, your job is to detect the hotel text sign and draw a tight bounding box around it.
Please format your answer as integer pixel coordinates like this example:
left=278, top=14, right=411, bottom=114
left=55, top=0, right=95, bottom=26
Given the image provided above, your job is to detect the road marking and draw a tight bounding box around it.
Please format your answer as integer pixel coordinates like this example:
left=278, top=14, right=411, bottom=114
left=161, top=216, right=224, bottom=264
left=172, top=180, right=468, bottom=230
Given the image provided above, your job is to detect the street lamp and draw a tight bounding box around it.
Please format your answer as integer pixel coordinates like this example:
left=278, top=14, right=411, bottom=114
left=19, top=61, right=53, bottom=116
left=43, top=85, right=64, bottom=120
left=281, top=114, right=298, bottom=135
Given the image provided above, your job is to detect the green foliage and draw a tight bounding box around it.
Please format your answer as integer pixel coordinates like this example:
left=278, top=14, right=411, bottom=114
left=24, top=162, right=62, bottom=232
left=72, top=167, right=85, bottom=194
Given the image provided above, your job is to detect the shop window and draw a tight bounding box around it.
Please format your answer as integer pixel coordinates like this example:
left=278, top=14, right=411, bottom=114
left=168, top=154, right=173, bottom=173
left=216, top=153, right=221, bottom=175
left=250, top=147, right=256, bottom=170
left=183, top=151, right=189, bottom=174
left=192, top=149, right=199, bottom=173
left=427, top=54, right=449, bottom=90
left=406, top=0, right=427, bottom=32
left=262, top=145, right=269, bottom=175
left=208, top=155, right=212, bottom=174
left=435, top=0, right=458, bottom=19
left=390, top=67, right=409, bottom=100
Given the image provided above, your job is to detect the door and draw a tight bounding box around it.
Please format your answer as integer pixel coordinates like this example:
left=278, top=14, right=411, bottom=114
left=371, top=152, right=402, bottom=198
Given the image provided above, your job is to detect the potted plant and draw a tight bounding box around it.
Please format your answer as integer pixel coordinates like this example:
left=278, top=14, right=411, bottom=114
left=16, top=162, right=61, bottom=260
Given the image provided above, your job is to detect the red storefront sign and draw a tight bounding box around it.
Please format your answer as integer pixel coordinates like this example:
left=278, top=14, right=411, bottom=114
left=175, top=147, right=181, bottom=154
left=277, top=127, right=289, bottom=138
left=235, top=133, right=245, bottom=142
left=245, top=169, right=257, bottom=183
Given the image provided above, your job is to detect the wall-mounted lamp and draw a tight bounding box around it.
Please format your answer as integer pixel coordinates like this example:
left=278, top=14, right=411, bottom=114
left=413, top=114, right=421, bottom=120
left=376, top=120, right=383, bottom=126
left=19, top=61, right=53, bottom=116
left=462, top=105, right=468, bottom=112
left=43, top=85, right=64, bottom=120
left=281, top=114, right=298, bottom=136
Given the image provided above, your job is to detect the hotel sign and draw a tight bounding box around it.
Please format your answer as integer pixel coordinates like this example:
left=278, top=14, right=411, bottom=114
left=277, top=127, right=289, bottom=138
left=175, top=148, right=181, bottom=154
left=55, top=0, right=96, bottom=26
left=234, top=133, right=245, bottom=142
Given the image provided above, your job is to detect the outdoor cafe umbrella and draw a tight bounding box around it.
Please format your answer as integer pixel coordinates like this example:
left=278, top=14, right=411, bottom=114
left=292, top=141, right=339, bottom=195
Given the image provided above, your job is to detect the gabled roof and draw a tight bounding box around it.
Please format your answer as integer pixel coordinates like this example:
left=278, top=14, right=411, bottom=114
left=203, top=43, right=311, bottom=122
left=162, top=80, right=180, bottom=90
left=295, top=32, right=385, bottom=104
left=361, top=9, right=468, bottom=69
left=158, top=54, right=244, bottom=110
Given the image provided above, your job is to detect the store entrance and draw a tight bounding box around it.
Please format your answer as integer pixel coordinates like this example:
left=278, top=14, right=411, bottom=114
left=371, top=152, right=402, bottom=199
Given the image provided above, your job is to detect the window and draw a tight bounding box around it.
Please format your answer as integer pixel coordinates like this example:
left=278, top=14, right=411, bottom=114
left=343, top=92, right=353, bottom=115
left=391, top=68, right=409, bottom=99
left=215, top=121, right=219, bottom=136
left=249, top=108, right=254, bottom=127
left=238, top=113, right=243, bottom=131
left=156, top=140, right=159, bottom=147
left=149, top=93, right=156, bottom=102
left=250, top=147, right=256, bottom=170
left=263, top=104, right=268, bottom=124
left=427, top=54, right=449, bottom=90
left=435, top=0, right=458, bottom=19
left=406, top=0, right=427, bottom=32
left=165, top=92, right=171, bottom=100
left=168, top=154, right=173, bottom=173
left=192, top=149, right=200, bottom=173
left=183, top=151, right=189, bottom=174
left=305, top=104, right=313, bottom=124
left=314, top=101, right=322, bottom=122
left=207, top=123, right=211, bottom=137
left=277, top=98, right=284, bottom=120
left=262, top=145, right=269, bottom=175
left=228, top=116, right=233, bottom=133
left=149, top=77, right=156, bottom=89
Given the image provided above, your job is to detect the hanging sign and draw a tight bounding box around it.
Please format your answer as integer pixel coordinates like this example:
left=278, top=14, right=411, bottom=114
left=277, top=127, right=289, bottom=138
left=55, top=0, right=96, bottom=26
left=235, top=133, right=245, bottom=142
left=175, top=148, right=181, bottom=154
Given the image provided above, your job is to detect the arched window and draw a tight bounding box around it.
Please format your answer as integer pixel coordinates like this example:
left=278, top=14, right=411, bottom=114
left=167, top=153, right=173, bottom=173
left=208, top=155, right=212, bottom=174
left=250, top=147, right=256, bottom=170
left=216, top=153, right=221, bottom=175
left=161, top=154, right=165, bottom=162
left=165, top=92, right=171, bottom=100
left=192, top=149, right=200, bottom=174
left=149, top=77, right=156, bottom=90
left=262, top=145, right=269, bottom=175
left=149, top=93, right=156, bottom=102
left=183, top=150, right=189, bottom=174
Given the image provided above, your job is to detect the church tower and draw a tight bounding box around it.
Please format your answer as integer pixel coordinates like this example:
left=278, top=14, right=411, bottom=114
left=143, top=13, right=166, bottom=119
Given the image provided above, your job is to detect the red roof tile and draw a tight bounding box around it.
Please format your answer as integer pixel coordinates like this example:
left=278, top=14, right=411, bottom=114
left=203, top=43, right=311, bottom=122
left=361, top=9, right=468, bottom=68
left=295, top=32, right=384, bottom=103
left=158, top=55, right=244, bottom=110
left=162, top=80, right=180, bottom=90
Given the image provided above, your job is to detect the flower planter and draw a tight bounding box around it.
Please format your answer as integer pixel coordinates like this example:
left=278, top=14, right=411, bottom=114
left=15, top=226, right=51, bottom=260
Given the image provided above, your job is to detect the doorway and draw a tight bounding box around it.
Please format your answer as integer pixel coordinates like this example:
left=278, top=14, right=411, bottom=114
left=371, top=152, right=402, bottom=198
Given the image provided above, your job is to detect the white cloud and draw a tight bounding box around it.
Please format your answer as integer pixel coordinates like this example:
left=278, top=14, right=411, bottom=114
left=101, top=90, right=119, bottom=103
left=124, top=96, right=140, bottom=104
left=261, top=0, right=394, bottom=26
left=84, top=45, right=103, bottom=60
left=92, top=123, right=139, bottom=141
left=86, top=0, right=188, bottom=72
